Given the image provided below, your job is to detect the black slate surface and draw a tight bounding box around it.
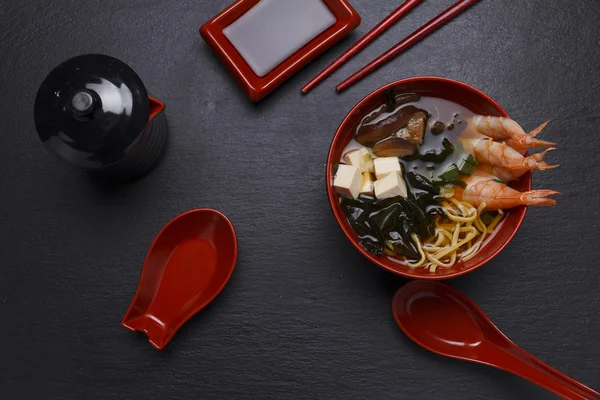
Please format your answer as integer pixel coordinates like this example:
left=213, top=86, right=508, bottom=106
left=1, top=1, right=599, bottom=399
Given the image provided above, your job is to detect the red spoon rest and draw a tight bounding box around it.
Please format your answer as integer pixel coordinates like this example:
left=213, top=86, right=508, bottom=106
left=122, top=209, right=238, bottom=350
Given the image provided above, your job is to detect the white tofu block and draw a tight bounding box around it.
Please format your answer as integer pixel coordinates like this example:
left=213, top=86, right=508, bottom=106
left=362, top=155, right=374, bottom=174
left=374, top=172, right=408, bottom=200
left=344, top=148, right=373, bottom=173
left=344, top=149, right=362, bottom=168
left=360, top=172, right=374, bottom=196
left=334, top=164, right=362, bottom=199
left=374, top=157, right=402, bottom=179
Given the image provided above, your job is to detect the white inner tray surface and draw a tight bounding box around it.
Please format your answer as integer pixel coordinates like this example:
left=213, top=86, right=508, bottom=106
left=223, top=0, right=337, bottom=77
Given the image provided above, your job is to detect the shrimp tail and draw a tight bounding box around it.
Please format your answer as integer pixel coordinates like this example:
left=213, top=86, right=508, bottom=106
left=526, top=137, right=556, bottom=148
left=521, top=190, right=560, bottom=206
left=535, top=162, right=560, bottom=171
left=528, top=120, right=550, bottom=138
left=531, top=148, right=559, bottom=170
left=532, top=147, right=555, bottom=161
left=523, top=120, right=555, bottom=148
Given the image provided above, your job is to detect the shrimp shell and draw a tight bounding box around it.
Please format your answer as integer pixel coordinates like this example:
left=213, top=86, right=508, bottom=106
left=461, top=138, right=558, bottom=173
left=465, top=117, right=555, bottom=154
left=477, top=148, right=558, bottom=181
left=454, top=172, right=559, bottom=210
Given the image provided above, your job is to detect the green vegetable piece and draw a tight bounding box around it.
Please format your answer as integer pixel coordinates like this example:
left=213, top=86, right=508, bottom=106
left=466, top=153, right=478, bottom=165
left=438, top=164, right=460, bottom=182
left=456, top=153, right=478, bottom=175
left=457, top=159, right=474, bottom=175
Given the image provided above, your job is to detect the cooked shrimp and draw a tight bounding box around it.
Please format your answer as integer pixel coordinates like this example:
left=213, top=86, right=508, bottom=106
left=504, top=120, right=552, bottom=155
left=477, top=148, right=556, bottom=181
left=454, top=171, right=559, bottom=210
left=464, top=117, right=555, bottom=154
left=461, top=138, right=558, bottom=172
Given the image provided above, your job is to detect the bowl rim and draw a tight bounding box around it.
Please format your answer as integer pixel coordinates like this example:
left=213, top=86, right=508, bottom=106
left=326, top=76, right=530, bottom=280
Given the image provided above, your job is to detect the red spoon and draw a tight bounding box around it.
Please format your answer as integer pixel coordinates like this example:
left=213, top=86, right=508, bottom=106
left=393, top=281, right=600, bottom=400
left=122, top=209, right=238, bottom=350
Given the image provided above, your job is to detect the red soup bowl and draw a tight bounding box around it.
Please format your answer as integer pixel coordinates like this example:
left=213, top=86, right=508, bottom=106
left=326, top=77, right=531, bottom=279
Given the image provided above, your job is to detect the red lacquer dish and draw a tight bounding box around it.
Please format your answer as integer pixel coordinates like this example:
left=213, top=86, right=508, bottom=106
left=326, top=77, right=531, bottom=280
left=122, top=209, right=238, bottom=349
left=200, top=0, right=361, bottom=101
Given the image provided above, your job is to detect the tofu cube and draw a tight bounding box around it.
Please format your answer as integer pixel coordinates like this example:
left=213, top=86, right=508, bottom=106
left=360, top=172, right=374, bottom=195
left=343, top=149, right=361, bottom=167
left=334, top=164, right=363, bottom=199
left=374, top=157, right=402, bottom=179
left=345, top=148, right=374, bottom=173
left=362, top=155, right=374, bottom=174
left=374, top=172, right=408, bottom=200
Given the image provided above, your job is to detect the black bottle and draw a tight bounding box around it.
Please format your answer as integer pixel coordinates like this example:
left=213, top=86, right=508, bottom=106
left=34, top=54, right=169, bottom=181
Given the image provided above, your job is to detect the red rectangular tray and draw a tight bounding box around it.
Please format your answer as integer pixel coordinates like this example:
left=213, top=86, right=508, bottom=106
left=200, top=0, right=361, bottom=102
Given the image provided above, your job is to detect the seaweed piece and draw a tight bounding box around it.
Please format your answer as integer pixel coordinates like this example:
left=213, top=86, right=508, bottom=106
left=374, top=196, right=403, bottom=210
left=406, top=172, right=440, bottom=195
left=419, top=138, right=455, bottom=163
left=386, top=231, right=420, bottom=259
left=404, top=195, right=436, bottom=240
left=360, top=235, right=384, bottom=255
left=369, top=202, right=402, bottom=240
left=404, top=196, right=426, bottom=223
left=426, top=204, right=446, bottom=218
left=341, top=197, right=372, bottom=224
left=340, top=197, right=384, bottom=255
left=420, top=213, right=436, bottom=239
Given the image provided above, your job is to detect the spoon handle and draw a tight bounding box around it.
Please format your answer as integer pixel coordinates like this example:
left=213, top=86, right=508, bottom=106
left=487, top=343, right=600, bottom=400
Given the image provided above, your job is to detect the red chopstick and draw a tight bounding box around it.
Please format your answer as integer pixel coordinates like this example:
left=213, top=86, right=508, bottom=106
left=336, top=0, right=479, bottom=93
left=301, top=0, right=423, bottom=94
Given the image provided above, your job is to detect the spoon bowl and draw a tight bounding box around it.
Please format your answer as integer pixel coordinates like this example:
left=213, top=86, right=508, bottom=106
left=393, top=281, right=600, bottom=400
left=122, top=209, right=238, bottom=350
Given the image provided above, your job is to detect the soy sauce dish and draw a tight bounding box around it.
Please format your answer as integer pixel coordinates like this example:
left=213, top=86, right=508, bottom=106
left=326, top=77, right=550, bottom=279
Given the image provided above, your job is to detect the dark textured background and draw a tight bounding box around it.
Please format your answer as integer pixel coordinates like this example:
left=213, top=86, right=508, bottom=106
left=1, top=1, right=599, bottom=399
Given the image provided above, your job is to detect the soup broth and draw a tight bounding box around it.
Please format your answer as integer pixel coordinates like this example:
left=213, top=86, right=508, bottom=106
left=355, top=96, right=476, bottom=192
